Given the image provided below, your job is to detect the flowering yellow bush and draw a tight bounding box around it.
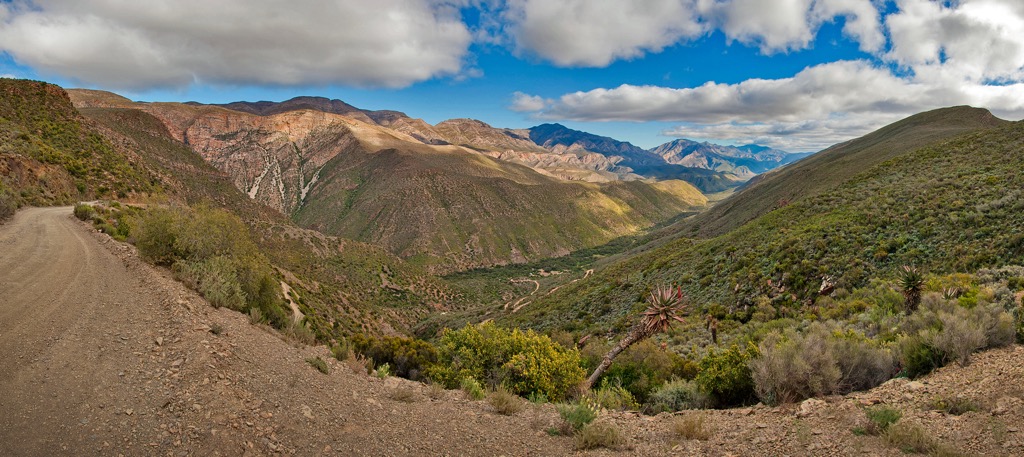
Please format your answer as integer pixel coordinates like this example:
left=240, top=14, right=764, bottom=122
left=429, top=322, right=585, bottom=401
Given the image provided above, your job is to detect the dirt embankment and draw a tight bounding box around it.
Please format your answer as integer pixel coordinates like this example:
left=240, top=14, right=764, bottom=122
left=1, top=206, right=1022, bottom=456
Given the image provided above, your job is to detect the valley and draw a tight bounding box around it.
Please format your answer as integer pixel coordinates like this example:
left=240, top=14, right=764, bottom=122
left=2, top=78, right=1023, bottom=456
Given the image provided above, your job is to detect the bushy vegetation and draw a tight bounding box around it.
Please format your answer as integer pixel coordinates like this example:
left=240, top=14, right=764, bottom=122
left=751, top=324, right=896, bottom=405
left=574, top=420, right=627, bottom=451
left=647, top=379, right=712, bottom=413
left=126, top=205, right=290, bottom=328
left=1, top=79, right=155, bottom=201
left=350, top=333, right=438, bottom=381
left=0, top=183, right=18, bottom=221
left=694, top=343, right=758, bottom=407
left=429, top=322, right=585, bottom=401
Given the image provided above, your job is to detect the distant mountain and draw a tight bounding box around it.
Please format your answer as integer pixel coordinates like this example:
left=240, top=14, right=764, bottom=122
left=650, top=139, right=811, bottom=179
left=71, top=90, right=708, bottom=273
left=508, top=106, right=1020, bottom=333
left=527, top=123, right=741, bottom=192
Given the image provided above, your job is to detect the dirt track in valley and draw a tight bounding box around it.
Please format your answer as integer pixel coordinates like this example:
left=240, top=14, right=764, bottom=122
left=1, top=206, right=1023, bottom=456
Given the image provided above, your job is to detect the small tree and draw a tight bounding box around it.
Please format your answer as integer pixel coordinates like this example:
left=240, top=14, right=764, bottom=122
left=898, top=265, right=924, bottom=314
left=583, top=285, right=687, bottom=391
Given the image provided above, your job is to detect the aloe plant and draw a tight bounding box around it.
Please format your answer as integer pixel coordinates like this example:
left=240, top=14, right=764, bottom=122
left=583, top=285, right=687, bottom=391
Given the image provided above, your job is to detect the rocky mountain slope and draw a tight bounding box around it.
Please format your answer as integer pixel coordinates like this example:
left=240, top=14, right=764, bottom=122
left=651, top=139, right=811, bottom=179
left=70, top=90, right=707, bottom=273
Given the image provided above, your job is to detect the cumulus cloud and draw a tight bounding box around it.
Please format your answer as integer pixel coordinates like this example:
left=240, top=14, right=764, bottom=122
left=503, top=0, right=705, bottom=67
left=886, top=0, right=1024, bottom=82
left=501, top=0, right=884, bottom=66
left=513, top=0, right=1024, bottom=150
left=0, top=0, right=473, bottom=90
left=508, top=91, right=546, bottom=112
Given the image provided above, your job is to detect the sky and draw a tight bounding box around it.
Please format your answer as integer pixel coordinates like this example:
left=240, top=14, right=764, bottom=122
left=2, top=0, right=1024, bottom=152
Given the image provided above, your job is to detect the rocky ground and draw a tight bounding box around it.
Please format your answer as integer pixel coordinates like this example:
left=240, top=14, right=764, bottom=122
left=1, top=207, right=1021, bottom=456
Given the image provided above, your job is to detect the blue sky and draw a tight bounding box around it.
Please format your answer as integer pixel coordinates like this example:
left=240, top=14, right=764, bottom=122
left=2, top=1, right=1024, bottom=151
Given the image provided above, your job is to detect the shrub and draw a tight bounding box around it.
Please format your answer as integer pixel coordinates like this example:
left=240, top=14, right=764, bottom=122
left=581, top=339, right=694, bottom=404
left=73, top=203, right=95, bottom=221
left=898, top=333, right=944, bottom=378
left=574, top=421, right=626, bottom=450
left=884, top=421, right=962, bottom=455
left=429, top=322, right=585, bottom=401
left=647, top=379, right=712, bottom=413
left=487, top=386, right=525, bottom=415
left=375, top=363, right=392, bottom=379
left=306, top=356, right=329, bottom=374
left=586, top=383, right=638, bottom=411
left=695, top=343, right=758, bottom=407
left=864, top=406, right=901, bottom=435
left=557, top=401, right=599, bottom=435
left=0, top=185, right=16, bottom=221
left=388, top=387, right=417, bottom=403
left=351, top=333, right=437, bottom=381
left=751, top=325, right=897, bottom=405
left=130, top=205, right=289, bottom=329
left=930, top=396, right=979, bottom=416
left=460, top=377, right=485, bottom=400
left=932, top=312, right=986, bottom=366
left=672, top=413, right=711, bottom=441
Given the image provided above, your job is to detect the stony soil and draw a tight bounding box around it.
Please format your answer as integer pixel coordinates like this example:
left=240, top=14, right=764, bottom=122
left=1, top=206, right=1022, bottom=456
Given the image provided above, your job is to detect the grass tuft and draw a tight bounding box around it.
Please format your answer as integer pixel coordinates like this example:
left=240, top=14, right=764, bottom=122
left=306, top=356, right=329, bottom=375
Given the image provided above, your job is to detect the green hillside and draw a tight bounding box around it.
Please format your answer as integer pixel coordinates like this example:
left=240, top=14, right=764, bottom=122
left=505, top=118, right=1024, bottom=334
left=0, top=79, right=156, bottom=213
left=668, top=106, right=1006, bottom=240
left=293, top=138, right=707, bottom=273
left=79, top=106, right=458, bottom=336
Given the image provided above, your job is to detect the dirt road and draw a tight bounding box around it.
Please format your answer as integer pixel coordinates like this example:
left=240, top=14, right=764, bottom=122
left=1, top=206, right=1022, bottom=456
left=0, top=207, right=572, bottom=456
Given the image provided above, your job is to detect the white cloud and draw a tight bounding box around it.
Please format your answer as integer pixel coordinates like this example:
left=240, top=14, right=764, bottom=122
left=512, top=0, right=1024, bottom=150
left=503, top=0, right=706, bottom=67
left=508, top=91, right=546, bottom=112
left=501, top=0, right=884, bottom=66
left=0, top=0, right=473, bottom=90
left=886, top=0, right=1024, bottom=83
left=518, top=59, right=1024, bottom=150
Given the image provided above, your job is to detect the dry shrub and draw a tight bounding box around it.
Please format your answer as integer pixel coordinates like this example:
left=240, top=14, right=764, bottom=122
left=648, top=379, right=712, bottom=413
left=575, top=420, right=627, bottom=450
left=427, top=383, right=446, bottom=400
left=388, top=387, right=417, bottom=403
left=672, top=413, right=711, bottom=441
left=884, top=421, right=965, bottom=456
left=306, top=356, right=329, bottom=375
left=751, top=324, right=896, bottom=405
left=488, top=386, right=526, bottom=415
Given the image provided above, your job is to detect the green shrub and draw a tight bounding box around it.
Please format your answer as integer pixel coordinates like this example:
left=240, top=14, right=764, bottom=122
left=898, top=333, right=944, bottom=378
left=460, top=377, right=485, bottom=400
left=351, top=333, right=437, bottom=381
left=129, top=205, right=289, bottom=329
left=429, top=322, right=585, bottom=401
left=73, top=203, right=95, bottom=221
left=375, top=362, right=392, bottom=379
left=695, top=343, right=758, bottom=407
left=647, top=379, right=711, bottom=413
left=587, top=383, right=638, bottom=411
left=581, top=339, right=694, bottom=404
left=0, top=185, right=16, bottom=221
left=557, top=401, right=599, bottom=434
left=306, top=356, right=329, bottom=374
left=574, top=420, right=626, bottom=450
left=864, top=406, right=902, bottom=435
